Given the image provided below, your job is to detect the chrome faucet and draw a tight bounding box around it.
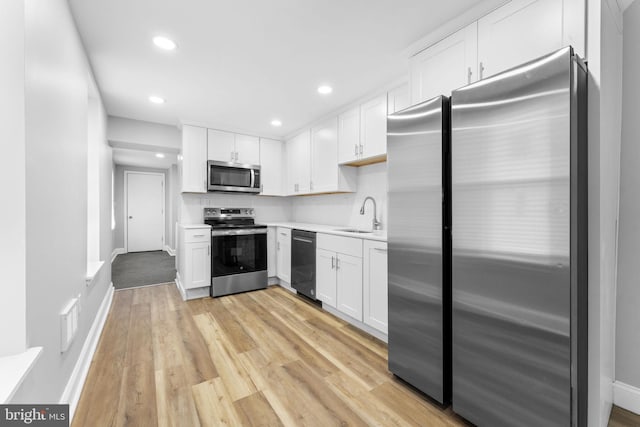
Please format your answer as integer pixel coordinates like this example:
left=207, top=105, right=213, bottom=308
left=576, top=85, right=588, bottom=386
left=360, top=196, right=382, bottom=231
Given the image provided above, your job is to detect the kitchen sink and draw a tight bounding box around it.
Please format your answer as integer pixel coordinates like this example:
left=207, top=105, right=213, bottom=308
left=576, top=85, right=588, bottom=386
left=336, top=228, right=372, bottom=234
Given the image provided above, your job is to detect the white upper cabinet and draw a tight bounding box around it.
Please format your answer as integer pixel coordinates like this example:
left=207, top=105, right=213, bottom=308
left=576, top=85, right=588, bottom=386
left=311, top=117, right=339, bottom=193
left=338, top=107, right=360, bottom=164
left=207, top=129, right=236, bottom=163
left=311, top=117, right=358, bottom=194
left=181, top=125, right=207, bottom=193
left=359, top=94, right=387, bottom=160
left=259, top=138, right=284, bottom=196
left=207, top=129, right=260, bottom=165
left=477, top=0, right=563, bottom=79
left=410, top=22, right=478, bottom=105
left=387, top=83, right=410, bottom=114
left=286, top=130, right=311, bottom=195
left=235, top=134, right=260, bottom=165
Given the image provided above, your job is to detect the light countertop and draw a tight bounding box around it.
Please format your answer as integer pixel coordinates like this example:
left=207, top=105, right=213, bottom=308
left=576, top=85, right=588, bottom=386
left=265, top=222, right=387, bottom=242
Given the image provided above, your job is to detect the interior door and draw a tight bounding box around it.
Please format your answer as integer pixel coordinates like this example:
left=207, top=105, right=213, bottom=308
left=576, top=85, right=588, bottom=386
left=127, top=172, right=164, bottom=252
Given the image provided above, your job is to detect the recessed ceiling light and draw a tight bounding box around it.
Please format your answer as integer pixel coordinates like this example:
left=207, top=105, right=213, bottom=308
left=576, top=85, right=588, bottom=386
left=271, top=119, right=282, bottom=127
left=155, top=153, right=165, bottom=158
left=317, top=85, right=333, bottom=95
left=153, top=36, right=177, bottom=51
left=148, top=95, right=165, bottom=104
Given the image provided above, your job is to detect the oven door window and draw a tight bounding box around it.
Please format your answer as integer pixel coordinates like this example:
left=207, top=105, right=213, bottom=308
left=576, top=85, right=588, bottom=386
left=211, top=233, right=267, bottom=277
left=210, top=165, right=252, bottom=188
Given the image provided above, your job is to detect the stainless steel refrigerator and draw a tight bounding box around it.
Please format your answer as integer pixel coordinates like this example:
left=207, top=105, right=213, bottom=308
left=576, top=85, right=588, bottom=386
left=451, top=47, right=587, bottom=426
left=387, top=96, right=452, bottom=405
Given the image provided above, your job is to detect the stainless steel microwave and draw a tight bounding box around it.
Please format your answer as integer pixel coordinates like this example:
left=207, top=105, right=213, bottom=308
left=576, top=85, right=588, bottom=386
left=207, top=160, right=261, bottom=194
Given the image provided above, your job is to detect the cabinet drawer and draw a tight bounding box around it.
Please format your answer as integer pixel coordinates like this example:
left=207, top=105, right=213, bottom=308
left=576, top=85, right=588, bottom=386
left=317, top=233, right=362, bottom=258
left=184, top=229, right=211, bottom=243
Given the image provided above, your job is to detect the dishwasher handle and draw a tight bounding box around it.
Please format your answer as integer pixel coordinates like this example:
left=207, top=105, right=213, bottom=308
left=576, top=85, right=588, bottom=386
left=292, top=236, right=314, bottom=244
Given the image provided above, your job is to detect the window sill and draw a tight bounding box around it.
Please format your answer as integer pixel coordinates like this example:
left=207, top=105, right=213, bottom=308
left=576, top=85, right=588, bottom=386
left=0, top=347, right=43, bottom=403
left=86, top=261, right=105, bottom=286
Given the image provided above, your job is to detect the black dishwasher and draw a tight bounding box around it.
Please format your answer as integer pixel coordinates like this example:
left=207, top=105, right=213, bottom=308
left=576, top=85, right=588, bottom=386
left=291, top=229, right=316, bottom=300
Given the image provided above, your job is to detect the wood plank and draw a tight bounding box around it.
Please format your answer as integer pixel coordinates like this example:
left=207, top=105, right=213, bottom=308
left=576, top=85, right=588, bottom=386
left=155, top=366, right=201, bottom=427
left=193, top=312, right=257, bottom=401
left=201, top=296, right=257, bottom=353
left=234, top=392, right=284, bottom=427
left=173, top=308, right=218, bottom=384
left=192, top=377, right=243, bottom=427
left=609, top=405, right=640, bottom=427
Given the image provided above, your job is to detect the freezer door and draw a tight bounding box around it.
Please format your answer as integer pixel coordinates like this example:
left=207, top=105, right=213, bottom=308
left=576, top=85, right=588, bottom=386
left=451, top=47, right=579, bottom=426
left=387, top=96, right=450, bottom=404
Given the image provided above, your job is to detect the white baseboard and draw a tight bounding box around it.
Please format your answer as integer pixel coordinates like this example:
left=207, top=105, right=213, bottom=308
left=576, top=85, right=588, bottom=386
left=110, top=248, right=125, bottom=263
left=61, top=283, right=114, bottom=423
left=164, top=245, right=176, bottom=256
left=175, top=274, right=209, bottom=301
left=323, top=304, right=388, bottom=343
left=613, top=381, right=640, bottom=415
left=267, top=276, right=280, bottom=286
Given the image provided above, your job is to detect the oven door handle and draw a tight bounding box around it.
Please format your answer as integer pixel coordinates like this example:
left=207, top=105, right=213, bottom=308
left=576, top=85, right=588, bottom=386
left=211, top=228, right=267, bottom=237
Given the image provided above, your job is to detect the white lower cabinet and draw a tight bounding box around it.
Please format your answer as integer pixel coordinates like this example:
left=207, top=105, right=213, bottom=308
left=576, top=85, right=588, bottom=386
left=176, top=225, right=211, bottom=300
left=363, top=240, right=388, bottom=334
left=316, top=233, right=363, bottom=321
left=316, top=248, right=337, bottom=308
left=335, top=253, right=363, bottom=321
left=267, top=226, right=277, bottom=277
left=276, top=227, right=291, bottom=283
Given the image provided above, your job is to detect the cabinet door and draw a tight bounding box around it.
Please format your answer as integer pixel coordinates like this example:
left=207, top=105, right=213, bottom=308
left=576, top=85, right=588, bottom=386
left=409, top=22, right=478, bottom=105
left=276, top=228, right=291, bottom=283
left=336, top=253, right=363, bottom=321
left=207, top=129, right=236, bottom=162
left=185, top=241, right=210, bottom=289
left=477, top=0, right=563, bottom=79
left=181, top=125, right=207, bottom=193
left=267, top=227, right=277, bottom=277
left=360, top=94, right=387, bottom=159
left=260, top=138, right=284, bottom=196
left=363, top=241, right=388, bottom=334
left=286, top=131, right=311, bottom=194
left=316, top=248, right=337, bottom=308
left=338, top=107, right=360, bottom=164
left=311, top=117, right=339, bottom=193
left=235, top=134, right=260, bottom=165
left=388, top=83, right=410, bottom=114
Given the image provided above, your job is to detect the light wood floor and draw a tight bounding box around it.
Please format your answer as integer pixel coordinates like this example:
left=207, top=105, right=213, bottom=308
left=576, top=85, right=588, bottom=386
left=73, top=284, right=468, bottom=427
left=609, top=406, right=640, bottom=427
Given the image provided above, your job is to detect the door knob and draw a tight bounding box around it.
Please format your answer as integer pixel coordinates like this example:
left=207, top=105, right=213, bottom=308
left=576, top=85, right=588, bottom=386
left=128, top=216, right=133, bottom=219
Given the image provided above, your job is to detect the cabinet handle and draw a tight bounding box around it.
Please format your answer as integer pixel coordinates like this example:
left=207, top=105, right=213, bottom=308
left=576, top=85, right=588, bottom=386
left=310, top=181, right=313, bottom=191
left=331, top=256, right=335, bottom=269
left=193, top=234, right=205, bottom=238
left=359, top=144, right=363, bottom=156
left=336, top=257, right=340, bottom=269
left=354, top=144, right=358, bottom=156
left=373, top=247, right=387, bottom=252
left=208, top=245, right=210, bottom=255
left=277, top=241, right=280, bottom=250
left=479, top=61, right=484, bottom=80
left=467, top=67, right=472, bottom=84
left=231, top=151, right=235, bottom=161
left=235, top=151, right=239, bottom=161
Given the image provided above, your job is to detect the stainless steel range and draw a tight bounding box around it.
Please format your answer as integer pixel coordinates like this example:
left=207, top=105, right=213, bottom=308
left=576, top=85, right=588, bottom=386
left=204, top=207, right=267, bottom=297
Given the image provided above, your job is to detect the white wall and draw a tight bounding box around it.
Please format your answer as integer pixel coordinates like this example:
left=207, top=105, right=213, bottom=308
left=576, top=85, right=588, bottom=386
left=113, top=165, right=170, bottom=251
left=169, top=164, right=179, bottom=250
left=179, top=193, right=292, bottom=225
left=108, top=116, right=180, bottom=152
left=615, top=0, right=640, bottom=391
left=291, top=163, right=388, bottom=230
left=11, top=0, right=113, bottom=404
left=586, top=0, right=624, bottom=425
left=0, top=0, right=27, bottom=358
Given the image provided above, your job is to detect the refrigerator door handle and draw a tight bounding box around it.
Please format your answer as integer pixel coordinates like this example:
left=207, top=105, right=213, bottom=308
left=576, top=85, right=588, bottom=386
left=467, top=67, right=472, bottom=84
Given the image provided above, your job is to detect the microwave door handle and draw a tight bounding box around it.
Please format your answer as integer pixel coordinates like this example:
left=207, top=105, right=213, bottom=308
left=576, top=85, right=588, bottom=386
left=250, top=168, right=255, bottom=188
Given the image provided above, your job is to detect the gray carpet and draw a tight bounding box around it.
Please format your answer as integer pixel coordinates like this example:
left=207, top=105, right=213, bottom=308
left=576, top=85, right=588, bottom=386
left=112, top=250, right=176, bottom=290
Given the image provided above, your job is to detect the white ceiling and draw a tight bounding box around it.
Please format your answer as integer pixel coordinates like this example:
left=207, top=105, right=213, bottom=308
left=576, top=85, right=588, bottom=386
left=69, top=0, right=481, bottom=137
left=112, top=147, right=177, bottom=169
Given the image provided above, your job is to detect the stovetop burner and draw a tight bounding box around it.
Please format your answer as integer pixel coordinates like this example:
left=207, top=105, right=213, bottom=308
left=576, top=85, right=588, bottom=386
left=203, top=207, right=266, bottom=229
